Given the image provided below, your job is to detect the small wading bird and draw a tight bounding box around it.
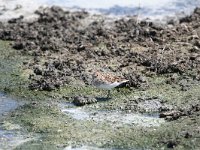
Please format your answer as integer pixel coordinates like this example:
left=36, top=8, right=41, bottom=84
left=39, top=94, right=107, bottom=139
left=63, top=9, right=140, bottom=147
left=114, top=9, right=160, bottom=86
left=92, top=71, right=129, bottom=98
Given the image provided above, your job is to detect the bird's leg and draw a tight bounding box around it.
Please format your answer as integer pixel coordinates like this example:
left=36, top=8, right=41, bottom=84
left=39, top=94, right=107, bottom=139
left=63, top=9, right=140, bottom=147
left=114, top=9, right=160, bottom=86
left=107, top=90, right=111, bottom=98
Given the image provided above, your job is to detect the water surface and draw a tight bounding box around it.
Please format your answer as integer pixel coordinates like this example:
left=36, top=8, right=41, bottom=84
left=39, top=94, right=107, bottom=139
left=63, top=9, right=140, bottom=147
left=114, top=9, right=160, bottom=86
left=0, top=92, right=20, bottom=117
left=61, top=103, right=164, bottom=127
left=0, top=92, right=32, bottom=150
left=0, top=0, right=200, bottom=20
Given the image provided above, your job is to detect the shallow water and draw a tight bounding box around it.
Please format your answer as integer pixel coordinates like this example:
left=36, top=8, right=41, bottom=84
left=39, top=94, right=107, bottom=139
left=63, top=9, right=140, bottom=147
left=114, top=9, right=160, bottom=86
left=0, top=0, right=200, bottom=20
left=0, top=92, right=31, bottom=150
left=0, top=128, right=32, bottom=150
left=61, top=103, right=164, bottom=127
left=64, top=145, right=131, bottom=150
left=64, top=145, right=109, bottom=150
left=0, top=92, right=21, bottom=117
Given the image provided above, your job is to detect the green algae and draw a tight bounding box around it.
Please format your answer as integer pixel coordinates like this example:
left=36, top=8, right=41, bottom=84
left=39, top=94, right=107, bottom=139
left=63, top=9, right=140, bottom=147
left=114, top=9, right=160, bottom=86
left=0, top=40, right=200, bottom=149
left=0, top=40, right=49, bottom=101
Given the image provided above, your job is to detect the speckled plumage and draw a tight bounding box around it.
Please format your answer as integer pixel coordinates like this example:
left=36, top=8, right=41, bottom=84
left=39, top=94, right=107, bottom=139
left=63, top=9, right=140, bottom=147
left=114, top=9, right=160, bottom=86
left=92, top=71, right=129, bottom=97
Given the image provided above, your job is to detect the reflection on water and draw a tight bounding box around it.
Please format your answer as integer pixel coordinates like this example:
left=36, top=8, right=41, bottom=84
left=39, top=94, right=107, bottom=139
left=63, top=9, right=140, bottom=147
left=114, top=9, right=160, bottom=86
left=0, top=0, right=200, bottom=20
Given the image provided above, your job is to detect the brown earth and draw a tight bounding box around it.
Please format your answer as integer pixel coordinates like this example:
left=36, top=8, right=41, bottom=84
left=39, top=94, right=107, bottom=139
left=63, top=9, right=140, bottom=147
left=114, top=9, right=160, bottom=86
left=0, top=6, right=199, bottom=92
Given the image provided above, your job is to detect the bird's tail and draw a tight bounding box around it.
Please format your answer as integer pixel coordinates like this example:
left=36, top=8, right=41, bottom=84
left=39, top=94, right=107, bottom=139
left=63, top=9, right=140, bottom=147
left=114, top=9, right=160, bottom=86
left=119, top=80, right=129, bottom=84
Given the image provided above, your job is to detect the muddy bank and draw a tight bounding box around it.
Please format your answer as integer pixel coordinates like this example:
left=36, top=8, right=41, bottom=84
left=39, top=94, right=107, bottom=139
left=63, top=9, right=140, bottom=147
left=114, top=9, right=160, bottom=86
left=0, top=6, right=200, bottom=149
left=0, top=6, right=199, bottom=91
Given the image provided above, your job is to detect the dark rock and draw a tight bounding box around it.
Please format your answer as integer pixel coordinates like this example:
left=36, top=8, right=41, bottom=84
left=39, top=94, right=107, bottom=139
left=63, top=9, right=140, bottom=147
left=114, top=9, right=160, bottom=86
left=159, top=110, right=183, bottom=121
left=42, top=82, right=55, bottom=91
left=34, top=66, right=43, bottom=75
left=184, top=132, right=192, bottom=138
left=12, top=41, right=25, bottom=50
left=73, top=95, right=97, bottom=106
left=166, top=140, right=178, bottom=148
left=194, top=7, right=200, bottom=15
left=8, top=15, right=24, bottom=23
left=125, top=73, right=148, bottom=89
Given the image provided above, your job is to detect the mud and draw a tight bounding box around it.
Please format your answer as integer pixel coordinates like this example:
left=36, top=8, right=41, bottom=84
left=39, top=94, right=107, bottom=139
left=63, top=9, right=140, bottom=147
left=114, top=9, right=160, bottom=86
left=0, top=6, right=200, bottom=150
left=124, top=96, right=173, bottom=113
left=72, top=95, right=97, bottom=106
left=160, top=103, right=200, bottom=121
left=0, top=6, right=199, bottom=91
